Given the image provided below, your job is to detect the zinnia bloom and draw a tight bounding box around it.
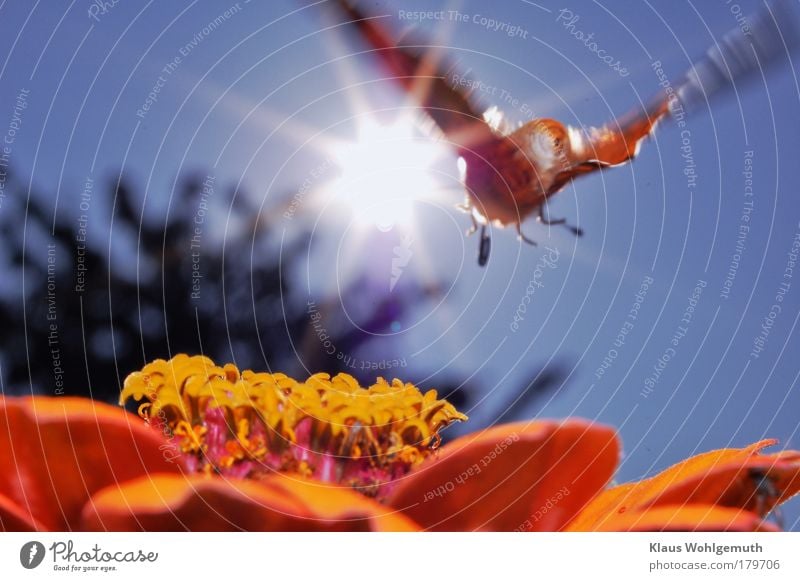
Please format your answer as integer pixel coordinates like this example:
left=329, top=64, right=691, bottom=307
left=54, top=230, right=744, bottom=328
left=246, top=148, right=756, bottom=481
left=1, top=354, right=799, bottom=532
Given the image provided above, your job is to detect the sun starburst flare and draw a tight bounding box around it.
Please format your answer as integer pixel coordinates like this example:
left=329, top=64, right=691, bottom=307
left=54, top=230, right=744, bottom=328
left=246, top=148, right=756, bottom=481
left=327, top=116, right=450, bottom=233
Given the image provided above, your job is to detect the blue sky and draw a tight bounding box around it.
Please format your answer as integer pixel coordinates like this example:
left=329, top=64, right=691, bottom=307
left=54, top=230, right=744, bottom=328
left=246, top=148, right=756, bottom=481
left=2, top=0, right=800, bottom=527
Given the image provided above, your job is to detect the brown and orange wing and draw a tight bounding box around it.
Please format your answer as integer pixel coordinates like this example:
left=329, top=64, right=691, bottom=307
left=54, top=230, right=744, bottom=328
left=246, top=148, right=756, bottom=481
left=543, top=94, right=670, bottom=196
left=322, top=0, right=497, bottom=152
left=551, top=0, right=799, bottom=193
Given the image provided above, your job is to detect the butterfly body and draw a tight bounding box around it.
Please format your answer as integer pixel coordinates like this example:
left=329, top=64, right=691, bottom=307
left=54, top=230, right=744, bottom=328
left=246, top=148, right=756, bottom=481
left=462, top=118, right=574, bottom=229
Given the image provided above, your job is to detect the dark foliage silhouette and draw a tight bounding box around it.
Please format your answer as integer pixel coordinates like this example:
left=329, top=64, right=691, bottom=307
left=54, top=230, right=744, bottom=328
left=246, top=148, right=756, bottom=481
left=0, top=168, right=432, bottom=402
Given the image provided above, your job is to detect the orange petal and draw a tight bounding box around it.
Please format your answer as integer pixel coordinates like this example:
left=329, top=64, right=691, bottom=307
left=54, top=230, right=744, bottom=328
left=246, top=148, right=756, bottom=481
left=264, top=477, right=418, bottom=531
left=0, top=396, right=182, bottom=531
left=81, top=474, right=418, bottom=531
left=654, top=451, right=800, bottom=514
left=587, top=504, right=779, bottom=532
left=0, top=491, right=46, bottom=531
left=569, top=441, right=800, bottom=531
left=387, top=420, right=619, bottom=531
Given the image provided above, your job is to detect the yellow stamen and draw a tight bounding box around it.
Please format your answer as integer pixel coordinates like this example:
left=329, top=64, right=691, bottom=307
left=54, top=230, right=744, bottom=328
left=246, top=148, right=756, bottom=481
left=120, top=355, right=467, bottom=489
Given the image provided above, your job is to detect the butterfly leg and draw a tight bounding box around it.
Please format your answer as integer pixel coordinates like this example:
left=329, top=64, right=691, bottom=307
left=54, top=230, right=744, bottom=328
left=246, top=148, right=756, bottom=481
left=465, top=211, right=480, bottom=236
left=478, top=225, right=491, bottom=266
left=537, top=205, right=583, bottom=237
left=516, top=222, right=538, bottom=246
left=457, top=200, right=480, bottom=236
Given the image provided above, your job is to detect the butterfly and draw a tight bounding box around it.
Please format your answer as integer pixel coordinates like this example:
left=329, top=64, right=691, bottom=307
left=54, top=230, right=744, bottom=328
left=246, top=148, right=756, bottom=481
left=320, top=0, right=798, bottom=265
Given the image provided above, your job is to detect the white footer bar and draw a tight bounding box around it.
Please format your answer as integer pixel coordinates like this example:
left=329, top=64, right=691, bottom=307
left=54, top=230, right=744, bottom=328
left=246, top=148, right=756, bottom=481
left=1, top=532, right=798, bottom=579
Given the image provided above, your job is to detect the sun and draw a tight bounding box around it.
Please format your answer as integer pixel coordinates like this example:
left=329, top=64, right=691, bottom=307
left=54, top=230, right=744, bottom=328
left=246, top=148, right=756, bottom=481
left=328, top=115, right=449, bottom=232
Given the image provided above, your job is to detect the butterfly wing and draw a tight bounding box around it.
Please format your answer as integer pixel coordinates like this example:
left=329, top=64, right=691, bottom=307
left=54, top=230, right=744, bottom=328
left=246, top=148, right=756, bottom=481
left=546, top=95, right=670, bottom=195
left=551, top=0, right=800, bottom=193
left=322, top=0, right=498, bottom=153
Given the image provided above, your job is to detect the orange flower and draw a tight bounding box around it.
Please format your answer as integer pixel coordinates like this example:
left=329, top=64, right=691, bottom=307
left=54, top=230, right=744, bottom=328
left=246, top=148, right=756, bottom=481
left=1, top=355, right=799, bottom=532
